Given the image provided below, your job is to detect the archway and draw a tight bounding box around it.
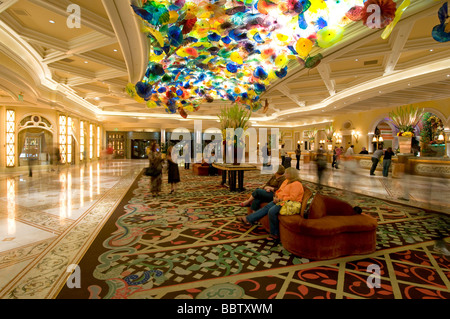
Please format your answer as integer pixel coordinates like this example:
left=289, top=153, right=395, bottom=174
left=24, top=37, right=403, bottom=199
left=368, top=117, right=397, bottom=152
left=18, top=115, right=55, bottom=167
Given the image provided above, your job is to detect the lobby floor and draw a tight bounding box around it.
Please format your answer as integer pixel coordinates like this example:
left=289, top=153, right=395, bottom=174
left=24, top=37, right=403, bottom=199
left=0, top=159, right=448, bottom=299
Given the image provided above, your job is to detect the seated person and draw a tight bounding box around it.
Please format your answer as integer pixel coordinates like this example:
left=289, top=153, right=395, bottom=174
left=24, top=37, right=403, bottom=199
left=359, top=147, right=369, bottom=154
left=239, top=165, right=286, bottom=211
left=206, top=150, right=218, bottom=176
left=238, top=167, right=304, bottom=242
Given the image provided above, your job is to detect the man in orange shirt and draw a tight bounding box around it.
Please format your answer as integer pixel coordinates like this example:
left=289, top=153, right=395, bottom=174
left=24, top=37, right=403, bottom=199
left=239, top=167, right=304, bottom=242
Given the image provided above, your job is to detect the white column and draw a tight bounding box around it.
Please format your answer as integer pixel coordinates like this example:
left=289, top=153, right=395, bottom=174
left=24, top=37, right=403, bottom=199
left=368, top=133, right=374, bottom=153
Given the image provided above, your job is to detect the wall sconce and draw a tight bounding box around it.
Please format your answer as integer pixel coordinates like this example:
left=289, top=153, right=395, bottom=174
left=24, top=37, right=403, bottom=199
left=438, top=134, right=444, bottom=142
left=319, top=139, right=326, bottom=144
left=373, top=136, right=383, bottom=148
left=352, top=131, right=361, bottom=143
left=333, top=132, right=342, bottom=144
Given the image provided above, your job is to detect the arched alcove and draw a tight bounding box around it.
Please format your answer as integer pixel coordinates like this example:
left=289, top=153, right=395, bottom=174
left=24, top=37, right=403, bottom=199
left=18, top=115, right=55, bottom=167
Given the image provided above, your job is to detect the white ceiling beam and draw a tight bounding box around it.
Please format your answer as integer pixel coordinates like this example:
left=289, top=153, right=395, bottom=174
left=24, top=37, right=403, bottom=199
left=0, top=0, right=19, bottom=14
left=317, top=63, right=336, bottom=96
left=384, top=21, right=414, bottom=74
left=276, top=84, right=306, bottom=107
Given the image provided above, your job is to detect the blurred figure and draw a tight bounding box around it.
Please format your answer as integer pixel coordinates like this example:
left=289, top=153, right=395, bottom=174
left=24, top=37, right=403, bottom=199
left=334, top=146, right=344, bottom=169
left=280, top=144, right=286, bottom=167
left=343, top=147, right=357, bottom=195
left=316, top=150, right=327, bottom=189
left=183, top=143, right=191, bottom=170
left=345, top=145, right=355, bottom=156
left=295, top=144, right=301, bottom=170
left=382, top=147, right=395, bottom=177
left=53, top=145, right=61, bottom=172
left=106, top=143, right=114, bottom=160
left=370, top=145, right=384, bottom=176
left=261, top=143, right=270, bottom=167
left=148, top=142, right=163, bottom=197
left=332, top=146, right=338, bottom=169
left=167, top=145, right=180, bottom=194
left=27, top=145, right=38, bottom=177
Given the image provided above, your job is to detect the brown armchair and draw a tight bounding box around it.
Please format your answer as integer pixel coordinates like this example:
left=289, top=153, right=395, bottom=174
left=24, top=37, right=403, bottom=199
left=279, top=193, right=378, bottom=260
left=247, top=190, right=377, bottom=260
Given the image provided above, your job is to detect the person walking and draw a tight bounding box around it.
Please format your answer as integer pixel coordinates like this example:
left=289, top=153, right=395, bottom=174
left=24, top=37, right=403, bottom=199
left=370, top=145, right=384, bottom=176
left=148, top=142, right=163, bottom=197
left=238, top=167, right=304, bottom=243
left=295, top=144, right=301, bottom=170
left=334, top=146, right=342, bottom=169
left=167, top=145, right=180, bottom=194
left=332, top=146, right=337, bottom=168
left=382, top=147, right=395, bottom=177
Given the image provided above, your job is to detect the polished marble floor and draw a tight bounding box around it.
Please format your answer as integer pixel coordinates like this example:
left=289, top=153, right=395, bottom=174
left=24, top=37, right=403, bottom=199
left=0, top=159, right=448, bottom=298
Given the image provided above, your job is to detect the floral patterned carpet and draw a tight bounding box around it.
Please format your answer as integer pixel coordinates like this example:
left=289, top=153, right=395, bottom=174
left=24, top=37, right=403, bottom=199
left=56, top=168, right=450, bottom=299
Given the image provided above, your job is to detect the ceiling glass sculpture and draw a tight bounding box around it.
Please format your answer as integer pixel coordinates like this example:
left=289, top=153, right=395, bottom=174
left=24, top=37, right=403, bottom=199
left=126, top=0, right=380, bottom=117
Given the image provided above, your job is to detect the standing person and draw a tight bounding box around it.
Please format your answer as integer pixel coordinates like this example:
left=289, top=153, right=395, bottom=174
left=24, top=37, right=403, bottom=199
left=183, top=143, right=191, bottom=170
left=332, top=146, right=338, bottom=168
left=167, top=145, right=180, bottom=194
left=238, top=167, right=304, bottom=243
left=239, top=165, right=286, bottom=211
left=382, top=147, right=395, bottom=177
left=261, top=143, right=269, bottom=167
left=345, top=145, right=355, bottom=156
left=370, top=145, right=384, bottom=176
left=148, top=142, right=163, bottom=197
left=295, top=144, right=301, bottom=170
left=280, top=144, right=286, bottom=167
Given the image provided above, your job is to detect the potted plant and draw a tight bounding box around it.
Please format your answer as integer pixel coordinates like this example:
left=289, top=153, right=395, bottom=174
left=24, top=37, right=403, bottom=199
left=388, top=105, right=424, bottom=154
left=218, top=103, right=252, bottom=165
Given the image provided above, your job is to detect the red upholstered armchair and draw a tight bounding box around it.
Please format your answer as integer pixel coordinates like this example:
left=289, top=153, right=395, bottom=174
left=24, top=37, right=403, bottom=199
left=279, top=193, right=378, bottom=260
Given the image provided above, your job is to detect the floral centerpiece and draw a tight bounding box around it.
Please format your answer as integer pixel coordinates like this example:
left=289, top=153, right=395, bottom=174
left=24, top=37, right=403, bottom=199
left=218, top=103, right=251, bottom=165
left=388, top=105, right=424, bottom=136
left=325, top=124, right=335, bottom=142
left=388, top=105, right=424, bottom=153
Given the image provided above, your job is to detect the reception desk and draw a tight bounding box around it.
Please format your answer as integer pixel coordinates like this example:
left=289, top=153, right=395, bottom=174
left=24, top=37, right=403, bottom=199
left=351, top=154, right=450, bottom=178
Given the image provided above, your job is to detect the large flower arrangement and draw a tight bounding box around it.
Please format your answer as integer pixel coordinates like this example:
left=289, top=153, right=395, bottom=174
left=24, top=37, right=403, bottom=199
left=325, top=124, right=335, bottom=142
left=218, top=103, right=251, bottom=144
left=388, top=105, right=424, bottom=136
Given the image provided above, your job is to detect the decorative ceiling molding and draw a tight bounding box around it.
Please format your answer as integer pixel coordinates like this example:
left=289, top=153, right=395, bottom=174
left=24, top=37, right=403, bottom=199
left=101, top=0, right=148, bottom=84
